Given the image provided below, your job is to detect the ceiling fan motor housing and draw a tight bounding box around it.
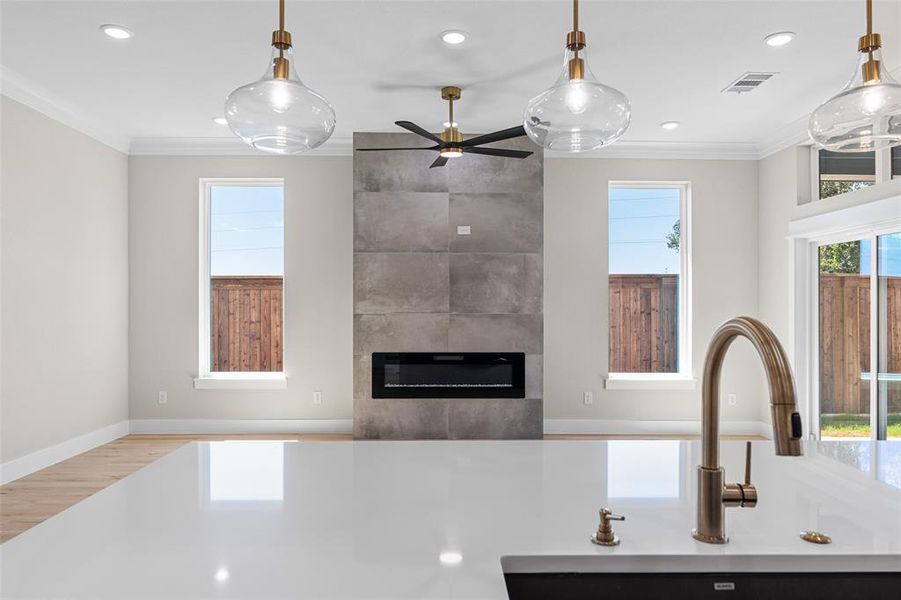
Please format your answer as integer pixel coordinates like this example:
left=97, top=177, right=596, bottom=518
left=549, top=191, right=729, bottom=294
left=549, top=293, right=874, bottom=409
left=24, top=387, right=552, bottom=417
left=440, top=129, right=463, bottom=144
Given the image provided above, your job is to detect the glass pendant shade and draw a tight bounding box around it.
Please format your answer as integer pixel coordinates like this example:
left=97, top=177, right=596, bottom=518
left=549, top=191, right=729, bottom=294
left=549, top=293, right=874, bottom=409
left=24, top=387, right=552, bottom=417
left=809, top=47, right=901, bottom=152
left=225, top=46, right=336, bottom=154
left=523, top=46, right=631, bottom=152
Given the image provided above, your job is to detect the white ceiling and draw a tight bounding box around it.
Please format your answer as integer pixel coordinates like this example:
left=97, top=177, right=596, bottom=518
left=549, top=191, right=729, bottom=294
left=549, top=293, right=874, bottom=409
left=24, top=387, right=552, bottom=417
left=2, top=0, right=901, bottom=155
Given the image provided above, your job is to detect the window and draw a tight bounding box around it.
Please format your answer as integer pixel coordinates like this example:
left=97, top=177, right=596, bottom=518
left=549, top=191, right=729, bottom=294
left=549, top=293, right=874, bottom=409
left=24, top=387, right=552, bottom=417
left=815, top=232, right=901, bottom=440
left=606, top=183, right=691, bottom=386
left=817, top=239, right=871, bottom=438
left=197, top=179, right=285, bottom=387
left=818, top=150, right=876, bottom=200
left=892, top=146, right=901, bottom=180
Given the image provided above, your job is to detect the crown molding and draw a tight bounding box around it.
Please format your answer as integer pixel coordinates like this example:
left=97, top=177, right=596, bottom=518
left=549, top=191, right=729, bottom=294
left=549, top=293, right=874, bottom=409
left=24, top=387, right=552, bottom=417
left=129, top=135, right=354, bottom=156
left=1, top=67, right=131, bottom=154
left=757, top=113, right=813, bottom=159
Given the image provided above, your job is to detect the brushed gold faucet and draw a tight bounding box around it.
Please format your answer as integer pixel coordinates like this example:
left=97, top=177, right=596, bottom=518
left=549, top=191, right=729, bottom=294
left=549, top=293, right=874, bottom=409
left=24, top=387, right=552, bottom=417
left=693, top=317, right=803, bottom=544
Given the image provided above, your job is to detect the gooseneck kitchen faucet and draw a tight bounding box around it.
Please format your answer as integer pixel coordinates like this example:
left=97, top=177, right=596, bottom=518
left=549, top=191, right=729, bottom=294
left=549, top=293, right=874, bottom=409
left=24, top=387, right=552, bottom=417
left=693, top=317, right=804, bottom=544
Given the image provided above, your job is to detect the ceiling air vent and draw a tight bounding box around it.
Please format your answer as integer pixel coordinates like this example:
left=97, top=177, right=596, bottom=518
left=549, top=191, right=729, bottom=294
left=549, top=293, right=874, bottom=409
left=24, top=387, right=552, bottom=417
left=722, top=72, right=778, bottom=94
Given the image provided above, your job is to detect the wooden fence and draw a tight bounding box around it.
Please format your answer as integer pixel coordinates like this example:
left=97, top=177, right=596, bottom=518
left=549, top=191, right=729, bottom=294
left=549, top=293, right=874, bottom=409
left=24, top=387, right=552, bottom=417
left=210, top=276, right=283, bottom=372
left=819, top=274, right=901, bottom=414
left=609, top=274, right=679, bottom=373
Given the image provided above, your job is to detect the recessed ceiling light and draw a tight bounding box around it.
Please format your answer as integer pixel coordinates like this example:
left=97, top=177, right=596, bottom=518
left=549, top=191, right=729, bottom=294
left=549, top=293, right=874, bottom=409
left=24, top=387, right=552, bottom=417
left=660, top=121, right=680, bottom=130
left=439, top=551, right=463, bottom=565
left=442, top=120, right=459, bottom=128
left=441, top=30, right=467, bottom=45
left=213, top=117, right=229, bottom=125
left=100, top=24, right=134, bottom=40
left=214, top=567, right=230, bottom=583
left=764, top=31, right=795, bottom=47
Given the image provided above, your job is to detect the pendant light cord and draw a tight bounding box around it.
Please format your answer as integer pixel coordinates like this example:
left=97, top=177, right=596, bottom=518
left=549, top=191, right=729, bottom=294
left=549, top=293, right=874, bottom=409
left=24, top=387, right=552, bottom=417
left=278, top=0, right=285, bottom=59
left=866, top=0, right=872, bottom=37
left=866, top=0, right=872, bottom=61
left=572, top=0, right=580, bottom=59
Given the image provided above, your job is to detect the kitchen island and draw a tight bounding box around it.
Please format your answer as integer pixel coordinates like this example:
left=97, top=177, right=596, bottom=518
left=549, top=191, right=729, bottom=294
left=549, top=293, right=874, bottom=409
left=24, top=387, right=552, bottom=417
left=2, top=439, right=899, bottom=598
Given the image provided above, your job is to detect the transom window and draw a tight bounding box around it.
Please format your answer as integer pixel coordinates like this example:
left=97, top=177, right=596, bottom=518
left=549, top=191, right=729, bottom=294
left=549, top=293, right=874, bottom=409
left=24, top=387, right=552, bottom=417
left=818, top=149, right=876, bottom=200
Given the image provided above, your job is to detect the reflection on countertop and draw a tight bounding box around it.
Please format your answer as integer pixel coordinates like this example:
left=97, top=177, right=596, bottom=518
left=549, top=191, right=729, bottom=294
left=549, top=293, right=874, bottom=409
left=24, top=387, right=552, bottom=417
left=2, top=439, right=899, bottom=599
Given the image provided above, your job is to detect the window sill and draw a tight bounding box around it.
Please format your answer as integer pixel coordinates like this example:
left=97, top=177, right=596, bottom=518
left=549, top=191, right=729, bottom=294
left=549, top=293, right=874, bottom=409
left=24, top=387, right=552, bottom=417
left=193, top=375, right=287, bottom=390
left=604, top=374, right=696, bottom=391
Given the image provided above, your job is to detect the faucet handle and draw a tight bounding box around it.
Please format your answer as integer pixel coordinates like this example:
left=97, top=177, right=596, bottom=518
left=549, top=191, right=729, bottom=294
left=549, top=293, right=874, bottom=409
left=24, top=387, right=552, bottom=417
left=601, top=507, right=625, bottom=522
left=744, top=441, right=752, bottom=486
left=723, top=442, right=758, bottom=508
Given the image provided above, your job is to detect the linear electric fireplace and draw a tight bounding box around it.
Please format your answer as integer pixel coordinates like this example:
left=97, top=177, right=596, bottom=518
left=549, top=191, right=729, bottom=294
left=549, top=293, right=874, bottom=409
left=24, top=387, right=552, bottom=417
left=372, top=352, right=525, bottom=399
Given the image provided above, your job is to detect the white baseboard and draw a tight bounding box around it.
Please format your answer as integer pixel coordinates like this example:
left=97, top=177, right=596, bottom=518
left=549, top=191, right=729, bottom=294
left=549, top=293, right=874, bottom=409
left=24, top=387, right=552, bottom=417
left=543, top=419, right=772, bottom=438
left=129, top=418, right=354, bottom=435
left=0, top=420, right=131, bottom=485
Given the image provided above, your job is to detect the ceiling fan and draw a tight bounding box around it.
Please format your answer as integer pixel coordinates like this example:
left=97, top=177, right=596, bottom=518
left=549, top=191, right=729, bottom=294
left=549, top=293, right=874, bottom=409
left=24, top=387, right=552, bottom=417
left=355, top=86, right=534, bottom=168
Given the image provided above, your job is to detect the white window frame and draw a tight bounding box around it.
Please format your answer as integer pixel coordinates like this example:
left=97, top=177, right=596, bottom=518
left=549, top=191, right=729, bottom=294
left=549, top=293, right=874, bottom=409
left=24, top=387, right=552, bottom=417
left=604, top=181, right=694, bottom=391
left=195, top=178, right=287, bottom=390
left=788, top=191, right=901, bottom=439
left=809, top=146, right=893, bottom=202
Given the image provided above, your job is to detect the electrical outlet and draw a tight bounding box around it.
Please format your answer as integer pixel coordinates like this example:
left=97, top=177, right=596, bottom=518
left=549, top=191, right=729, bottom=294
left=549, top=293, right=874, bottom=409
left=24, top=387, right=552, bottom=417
left=456, top=225, right=472, bottom=235
left=583, top=391, right=593, bottom=405
left=727, top=393, right=737, bottom=407
left=158, top=391, right=168, bottom=405
left=313, top=390, right=323, bottom=405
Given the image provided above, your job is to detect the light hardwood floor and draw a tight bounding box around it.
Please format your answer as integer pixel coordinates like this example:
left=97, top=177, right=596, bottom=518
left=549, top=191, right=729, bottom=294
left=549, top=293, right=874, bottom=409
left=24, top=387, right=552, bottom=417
left=0, top=432, right=764, bottom=543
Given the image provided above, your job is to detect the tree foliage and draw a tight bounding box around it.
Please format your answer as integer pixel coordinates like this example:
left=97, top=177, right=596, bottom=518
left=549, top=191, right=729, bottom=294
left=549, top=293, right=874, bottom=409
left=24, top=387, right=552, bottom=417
left=665, top=219, right=680, bottom=252
left=819, top=241, right=861, bottom=274
left=819, top=179, right=872, bottom=200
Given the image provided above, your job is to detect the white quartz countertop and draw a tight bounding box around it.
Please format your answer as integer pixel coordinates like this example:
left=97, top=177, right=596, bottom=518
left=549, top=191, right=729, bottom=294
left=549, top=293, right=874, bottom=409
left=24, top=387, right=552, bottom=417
left=2, top=440, right=899, bottom=599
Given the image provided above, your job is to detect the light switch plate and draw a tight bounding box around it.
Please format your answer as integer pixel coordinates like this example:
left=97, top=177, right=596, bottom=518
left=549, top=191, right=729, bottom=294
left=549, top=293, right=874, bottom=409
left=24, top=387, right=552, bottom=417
left=456, top=225, right=471, bottom=235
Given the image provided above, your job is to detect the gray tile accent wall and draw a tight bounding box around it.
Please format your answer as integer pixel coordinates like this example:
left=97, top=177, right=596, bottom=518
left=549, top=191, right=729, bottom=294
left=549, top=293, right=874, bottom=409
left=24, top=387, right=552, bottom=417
left=353, top=132, right=543, bottom=439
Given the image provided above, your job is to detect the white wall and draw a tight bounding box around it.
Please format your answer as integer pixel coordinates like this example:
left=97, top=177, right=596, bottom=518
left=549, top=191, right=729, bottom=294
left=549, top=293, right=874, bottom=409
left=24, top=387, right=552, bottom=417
left=543, top=158, right=766, bottom=423
left=128, top=156, right=353, bottom=421
left=1, top=97, right=129, bottom=462
left=757, top=147, right=801, bottom=348
left=129, top=154, right=768, bottom=427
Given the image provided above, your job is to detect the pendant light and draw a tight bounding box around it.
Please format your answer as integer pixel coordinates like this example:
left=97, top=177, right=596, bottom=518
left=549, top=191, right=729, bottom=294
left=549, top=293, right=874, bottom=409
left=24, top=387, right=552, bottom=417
left=225, top=0, right=336, bottom=154
left=523, top=0, right=631, bottom=152
left=808, top=0, right=901, bottom=152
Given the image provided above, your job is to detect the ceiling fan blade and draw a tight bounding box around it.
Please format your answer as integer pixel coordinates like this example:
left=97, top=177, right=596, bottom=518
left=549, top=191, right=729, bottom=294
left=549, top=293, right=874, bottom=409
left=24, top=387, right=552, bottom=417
left=460, top=125, right=527, bottom=148
left=463, top=147, right=534, bottom=159
left=355, top=146, right=439, bottom=152
left=429, top=156, right=449, bottom=169
left=395, top=121, right=443, bottom=144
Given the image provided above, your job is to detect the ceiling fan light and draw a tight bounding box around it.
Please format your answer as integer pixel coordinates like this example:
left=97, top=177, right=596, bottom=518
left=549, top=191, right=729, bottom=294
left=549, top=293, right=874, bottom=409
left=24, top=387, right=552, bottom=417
left=523, top=45, right=631, bottom=152
left=225, top=45, right=336, bottom=154
left=809, top=46, right=901, bottom=152
left=439, top=147, right=463, bottom=158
